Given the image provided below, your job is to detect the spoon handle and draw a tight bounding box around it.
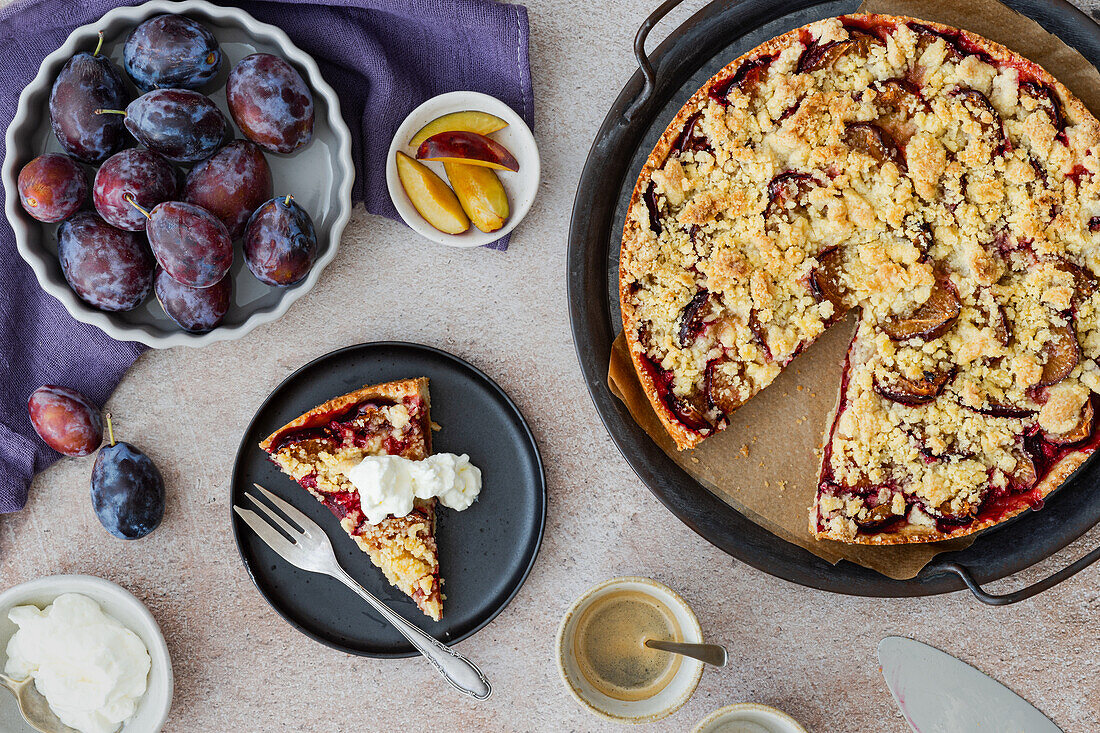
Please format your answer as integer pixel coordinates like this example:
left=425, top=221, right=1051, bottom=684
left=645, top=639, right=728, bottom=667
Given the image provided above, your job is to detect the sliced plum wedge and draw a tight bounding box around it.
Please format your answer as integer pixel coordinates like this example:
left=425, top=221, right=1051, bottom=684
left=765, top=171, right=816, bottom=228
left=843, top=122, right=904, bottom=169
left=798, top=30, right=879, bottom=73
left=705, top=359, right=742, bottom=415
left=710, top=55, right=774, bottom=105
left=809, top=246, right=848, bottom=314
left=951, top=87, right=1007, bottom=153
left=1019, top=81, right=1066, bottom=133
left=1038, top=321, right=1080, bottom=386
left=677, top=289, right=711, bottom=347
left=874, top=368, right=954, bottom=406
left=883, top=272, right=961, bottom=341
left=1045, top=399, right=1094, bottom=445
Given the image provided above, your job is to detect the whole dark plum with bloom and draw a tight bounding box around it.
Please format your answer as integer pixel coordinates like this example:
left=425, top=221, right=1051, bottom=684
left=58, top=212, right=154, bottom=311
left=124, top=14, right=221, bottom=92
left=142, top=201, right=233, bottom=288
left=18, top=154, right=88, bottom=223
left=93, top=149, right=180, bottom=231
left=49, top=34, right=128, bottom=163
left=91, top=415, right=164, bottom=540
left=105, top=89, right=230, bottom=163
left=154, top=267, right=231, bottom=332
left=27, top=385, right=103, bottom=457
left=226, top=53, right=313, bottom=153
left=184, top=140, right=272, bottom=238
left=244, top=196, right=317, bottom=286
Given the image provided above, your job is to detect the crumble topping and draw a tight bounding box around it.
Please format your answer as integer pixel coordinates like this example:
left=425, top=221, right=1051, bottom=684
left=621, top=14, right=1100, bottom=543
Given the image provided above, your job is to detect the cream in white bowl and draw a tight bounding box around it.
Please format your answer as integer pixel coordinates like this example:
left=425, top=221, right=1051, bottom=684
left=386, top=90, right=539, bottom=248
left=693, top=703, right=809, bottom=733
left=0, top=575, right=172, bottom=733
left=2, top=0, right=354, bottom=348
left=557, top=576, right=704, bottom=724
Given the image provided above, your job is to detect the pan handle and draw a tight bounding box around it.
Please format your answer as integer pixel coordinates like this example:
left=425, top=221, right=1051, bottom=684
left=626, top=0, right=690, bottom=121
left=935, top=543, right=1100, bottom=605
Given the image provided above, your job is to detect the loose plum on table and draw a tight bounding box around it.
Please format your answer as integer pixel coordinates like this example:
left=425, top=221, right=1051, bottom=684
left=91, top=416, right=165, bottom=540
left=58, top=212, right=155, bottom=311
left=18, top=153, right=88, bottom=223
left=93, top=148, right=180, bottom=231
left=184, top=140, right=272, bottom=238
left=226, top=53, right=314, bottom=154
left=124, top=14, right=221, bottom=92
left=27, top=385, right=103, bottom=457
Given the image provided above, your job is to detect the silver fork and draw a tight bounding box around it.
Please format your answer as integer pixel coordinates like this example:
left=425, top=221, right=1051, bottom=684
left=234, top=483, right=491, bottom=700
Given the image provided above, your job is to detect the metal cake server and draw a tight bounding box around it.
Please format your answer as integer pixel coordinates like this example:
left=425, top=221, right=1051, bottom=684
left=0, top=673, right=78, bottom=733
left=235, top=483, right=491, bottom=700
left=878, top=637, right=1061, bottom=733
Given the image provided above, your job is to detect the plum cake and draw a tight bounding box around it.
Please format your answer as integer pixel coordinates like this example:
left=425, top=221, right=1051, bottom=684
left=259, top=378, right=443, bottom=620
left=620, top=14, right=1100, bottom=544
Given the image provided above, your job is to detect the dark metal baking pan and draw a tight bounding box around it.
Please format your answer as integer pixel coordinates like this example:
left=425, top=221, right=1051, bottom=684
left=568, top=0, right=1100, bottom=602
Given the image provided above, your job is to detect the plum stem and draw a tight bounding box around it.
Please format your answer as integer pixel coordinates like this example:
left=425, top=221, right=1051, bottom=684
left=93, top=31, right=104, bottom=58
left=284, top=195, right=292, bottom=206
left=124, top=194, right=151, bottom=219
left=94, top=109, right=126, bottom=116
left=105, top=411, right=115, bottom=447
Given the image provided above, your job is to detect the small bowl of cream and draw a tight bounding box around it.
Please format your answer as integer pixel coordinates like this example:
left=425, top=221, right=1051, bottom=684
left=0, top=575, right=172, bottom=733
left=556, top=576, right=705, bottom=724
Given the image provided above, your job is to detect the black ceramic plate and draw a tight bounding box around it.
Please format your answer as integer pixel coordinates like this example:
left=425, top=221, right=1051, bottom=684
left=230, top=342, right=545, bottom=657
left=568, top=0, right=1100, bottom=597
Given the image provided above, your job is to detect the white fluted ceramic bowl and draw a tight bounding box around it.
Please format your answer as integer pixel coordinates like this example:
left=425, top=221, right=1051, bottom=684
left=2, top=0, right=354, bottom=348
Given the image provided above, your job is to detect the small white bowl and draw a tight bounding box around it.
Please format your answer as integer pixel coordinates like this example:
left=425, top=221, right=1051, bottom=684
left=386, top=91, right=539, bottom=248
left=556, top=576, right=704, bottom=724
left=692, top=703, right=808, bottom=733
left=0, top=575, right=173, bottom=733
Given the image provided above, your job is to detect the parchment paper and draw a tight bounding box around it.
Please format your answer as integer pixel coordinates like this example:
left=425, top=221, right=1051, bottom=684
left=608, top=0, right=1100, bottom=579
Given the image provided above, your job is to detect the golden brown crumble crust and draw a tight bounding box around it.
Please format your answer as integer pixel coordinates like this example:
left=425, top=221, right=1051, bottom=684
left=620, top=14, right=1100, bottom=545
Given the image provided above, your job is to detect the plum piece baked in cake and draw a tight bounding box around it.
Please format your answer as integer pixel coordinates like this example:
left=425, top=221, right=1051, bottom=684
left=259, top=378, right=443, bottom=620
left=620, top=14, right=1100, bottom=544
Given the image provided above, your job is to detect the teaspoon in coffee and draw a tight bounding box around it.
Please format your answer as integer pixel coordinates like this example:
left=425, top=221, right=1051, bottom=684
left=645, top=639, right=728, bottom=667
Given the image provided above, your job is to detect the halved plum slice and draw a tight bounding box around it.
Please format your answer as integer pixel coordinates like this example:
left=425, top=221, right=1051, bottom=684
left=883, top=272, right=961, bottom=341
left=951, top=87, right=1007, bottom=152
left=809, top=246, right=848, bottom=313
left=911, top=23, right=965, bottom=63
left=765, top=171, right=815, bottom=227
left=1039, top=322, right=1080, bottom=386
left=1049, top=258, right=1097, bottom=302
left=643, top=181, right=662, bottom=235
left=843, top=122, right=904, bottom=169
left=667, top=392, right=712, bottom=433
left=1019, top=81, right=1066, bottom=133
left=874, top=368, right=954, bottom=406
left=855, top=501, right=900, bottom=531
left=705, top=359, right=742, bottom=415
left=677, top=289, right=711, bottom=347
left=1008, top=449, right=1039, bottom=490
left=797, top=30, right=879, bottom=73
left=710, top=55, right=774, bottom=105
left=671, top=112, right=712, bottom=155
left=1045, top=399, right=1094, bottom=445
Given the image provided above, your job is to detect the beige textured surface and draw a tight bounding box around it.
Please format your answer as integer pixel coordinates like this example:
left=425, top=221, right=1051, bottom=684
left=3, top=1, right=1100, bottom=731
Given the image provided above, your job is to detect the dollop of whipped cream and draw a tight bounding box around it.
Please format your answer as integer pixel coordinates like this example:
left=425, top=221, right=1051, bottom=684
left=345, top=453, right=482, bottom=524
left=4, top=593, right=150, bottom=733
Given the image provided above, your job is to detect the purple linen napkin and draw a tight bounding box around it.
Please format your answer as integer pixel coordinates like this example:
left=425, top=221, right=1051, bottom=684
left=0, top=0, right=533, bottom=512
